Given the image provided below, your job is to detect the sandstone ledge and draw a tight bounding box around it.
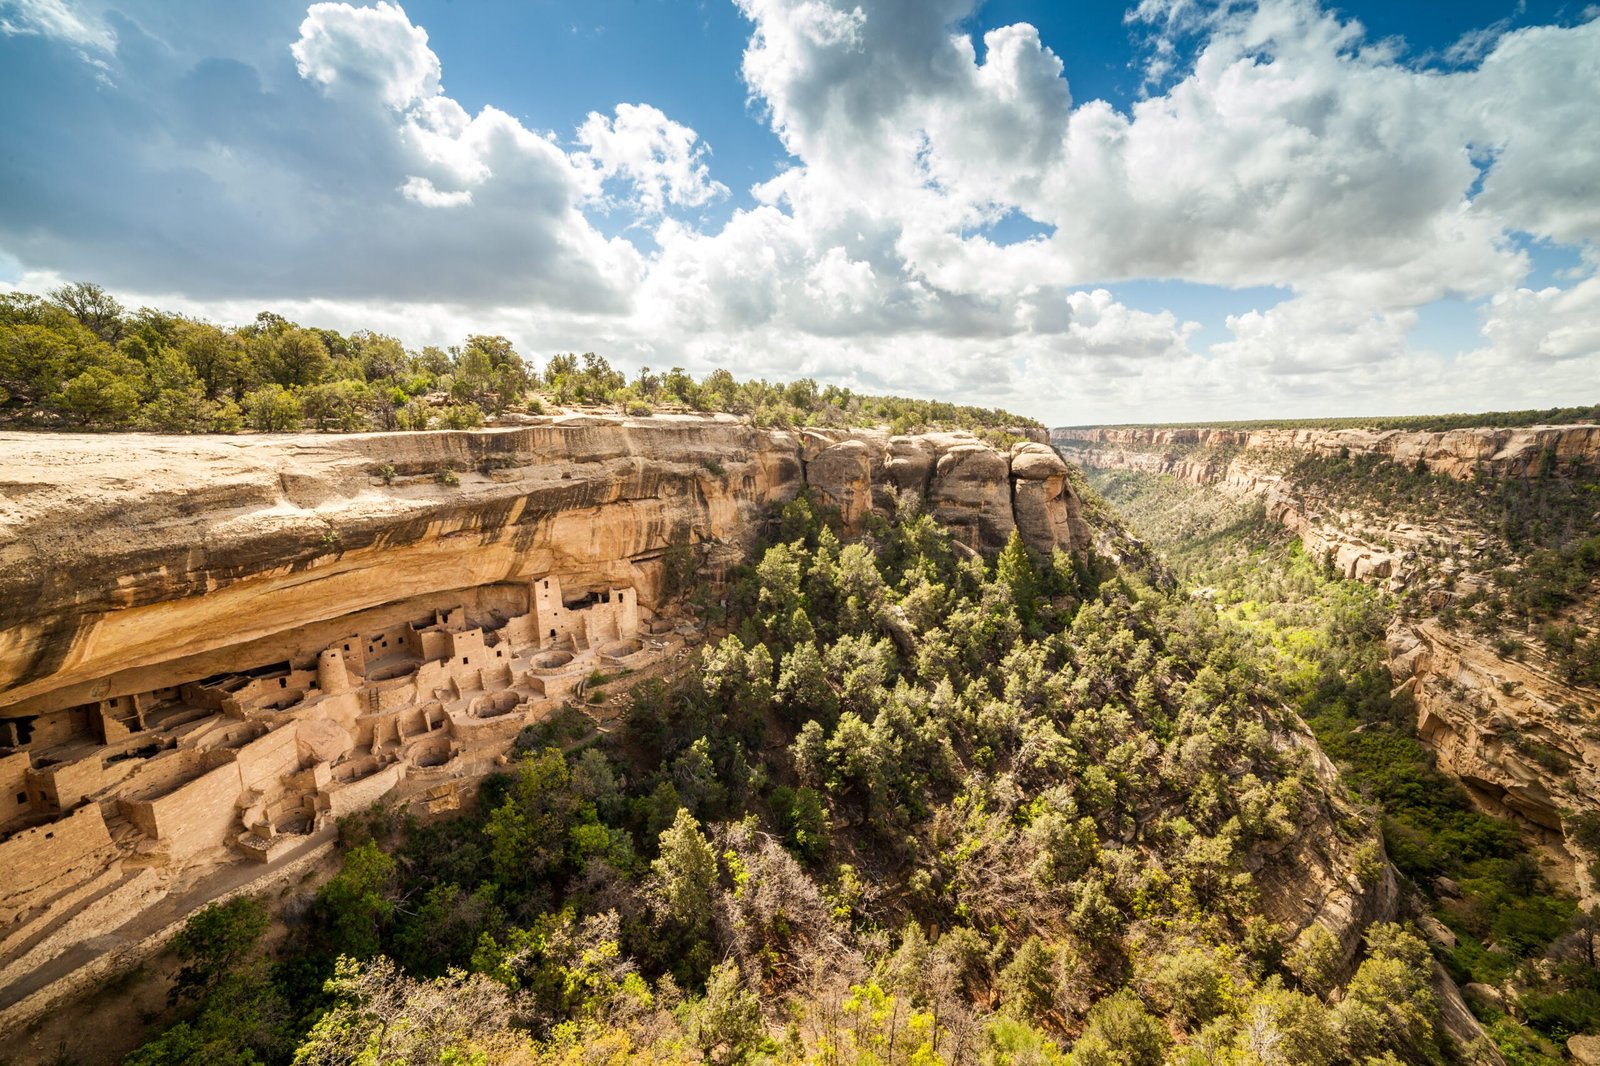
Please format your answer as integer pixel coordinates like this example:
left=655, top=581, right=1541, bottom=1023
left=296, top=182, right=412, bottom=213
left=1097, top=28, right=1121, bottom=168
left=0, top=417, right=1088, bottom=717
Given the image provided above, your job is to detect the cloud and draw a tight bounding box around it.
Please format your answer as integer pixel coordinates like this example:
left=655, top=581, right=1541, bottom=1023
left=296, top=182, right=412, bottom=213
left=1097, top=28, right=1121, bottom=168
left=0, top=0, right=114, bottom=52
left=576, top=103, right=729, bottom=215
left=1, top=0, right=1598, bottom=424
left=0, top=0, right=651, bottom=312
left=291, top=0, right=438, bottom=110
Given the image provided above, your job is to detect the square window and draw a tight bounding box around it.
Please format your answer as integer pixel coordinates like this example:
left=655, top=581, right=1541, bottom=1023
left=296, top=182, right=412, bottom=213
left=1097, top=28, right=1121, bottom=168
left=15, top=791, right=25, bottom=805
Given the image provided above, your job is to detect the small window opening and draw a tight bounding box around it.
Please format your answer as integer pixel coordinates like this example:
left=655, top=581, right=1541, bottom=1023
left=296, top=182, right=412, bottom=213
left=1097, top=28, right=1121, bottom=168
left=15, top=791, right=26, bottom=804
left=462, top=656, right=469, bottom=665
left=549, top=628, right=556, bottom=638
left=279, top=678, right=286, bottom=688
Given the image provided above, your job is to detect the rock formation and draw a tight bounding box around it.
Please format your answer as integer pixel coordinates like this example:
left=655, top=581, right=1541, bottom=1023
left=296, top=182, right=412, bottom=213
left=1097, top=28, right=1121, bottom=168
left=0, top=415, right=1091, bottom=1025
left=1055, top=433, right=1490, bottom=591
left=1053, top=423, right=1600, bottom=481
left=1391, top=617, right=1600, bottom=899
left=1058, top=423, right=1600, bottom=906
left=2, top=417, right=1084, bottom=717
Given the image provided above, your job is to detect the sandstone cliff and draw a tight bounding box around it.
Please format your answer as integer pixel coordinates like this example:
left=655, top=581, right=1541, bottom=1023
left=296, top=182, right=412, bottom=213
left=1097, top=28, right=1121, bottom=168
left=1391, top=617, right=1600, bottom=900
left=0, top=416, right=1085, bottom=719
left=1055, top=437, right=1488, bottom=590
left=1058, top=425, right=1600, bottom=909
left=1053, top=423, right=1600, bottom=481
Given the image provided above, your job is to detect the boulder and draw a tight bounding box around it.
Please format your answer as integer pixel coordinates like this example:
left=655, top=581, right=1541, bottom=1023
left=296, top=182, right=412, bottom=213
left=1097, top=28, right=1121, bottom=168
left=1418, top=914, right=1458, bottom=949
left=296, top=718, right=354, bottom=764
left=924, top=434, right=1014, bottom=551
left=1010, top=442, right=1087, bottom=555
left=807, top=439, right=875, bottom=533
left=1570, top=1035, right=1600, bottom=1066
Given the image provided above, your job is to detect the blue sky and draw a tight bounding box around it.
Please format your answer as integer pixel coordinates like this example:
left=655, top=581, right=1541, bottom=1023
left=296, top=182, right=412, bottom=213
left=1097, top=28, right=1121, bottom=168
left=1, top=0, right=1597, bottom=423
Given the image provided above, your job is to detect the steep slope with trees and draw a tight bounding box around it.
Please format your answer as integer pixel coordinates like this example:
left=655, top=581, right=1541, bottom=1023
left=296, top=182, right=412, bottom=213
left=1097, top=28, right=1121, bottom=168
left=1079, top=437, right=1600, bottom=1064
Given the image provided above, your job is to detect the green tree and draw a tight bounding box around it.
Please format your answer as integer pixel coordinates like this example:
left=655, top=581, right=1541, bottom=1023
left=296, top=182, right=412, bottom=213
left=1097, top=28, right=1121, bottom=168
left=651, top=808, right=718, bottom=982
left=314, top=841, right=397, bottom=960
left=242, top=383, right=303, bottom=432
left=265, top=327, right=330, bottom=387
left=1070, top=989, right=1168, bottom=1066
left=685, top=961, right=765, bottom=1065
left=997, top=529, right=1041, bottom=628
left=484, top=748, right=582, bottom=889
left=49, top=280, right=124, bottom=342
left=54, top=363, right=142, bottom=425
left=167, top=896, right=271, bottom=1004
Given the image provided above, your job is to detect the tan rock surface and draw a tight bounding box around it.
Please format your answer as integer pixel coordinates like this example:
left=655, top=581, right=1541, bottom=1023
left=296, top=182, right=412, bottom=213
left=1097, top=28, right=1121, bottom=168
left=1392, top=616, right=1600, bottom=900
left=0, top=418, right=1091, bottom=718
left=1572, top=1034, right=1600, bottom=1066
left=1053, top=423, right=1600, bottom=481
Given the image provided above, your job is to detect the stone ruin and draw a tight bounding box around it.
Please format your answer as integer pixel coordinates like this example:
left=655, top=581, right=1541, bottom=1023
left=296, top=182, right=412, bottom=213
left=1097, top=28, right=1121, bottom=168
left=0, top=575, right=677, bottom=937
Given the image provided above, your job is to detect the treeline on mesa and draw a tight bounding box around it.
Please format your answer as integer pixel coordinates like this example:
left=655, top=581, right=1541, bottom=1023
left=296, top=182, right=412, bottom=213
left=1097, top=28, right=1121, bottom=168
left=0, top=282, right=1037, bottom=436
left=1059, top=405, right=1600, bottom=433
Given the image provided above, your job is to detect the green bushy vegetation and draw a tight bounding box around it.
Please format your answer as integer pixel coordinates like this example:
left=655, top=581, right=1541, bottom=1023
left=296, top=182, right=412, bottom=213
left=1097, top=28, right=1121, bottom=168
left=1282, top=454, right=1600, bottom=559
left=0, top=282, right=1036, bottom=436
left=126, top=493, right=1446, bottom=1064
left=1281, top=453, right=1600, bottom=682
left=1091, top=466, right=1600, bottom=1060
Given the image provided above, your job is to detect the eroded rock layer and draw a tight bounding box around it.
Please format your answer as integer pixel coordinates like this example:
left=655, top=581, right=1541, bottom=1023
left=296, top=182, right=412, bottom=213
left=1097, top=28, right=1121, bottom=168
left=1053, top=423, right=1600, bottom=481
left=0, top=415, right=1096, bottom=1025
left=1, top=417, right=1084, bottom=718
left=1058, top=425, right=1600, bottom=905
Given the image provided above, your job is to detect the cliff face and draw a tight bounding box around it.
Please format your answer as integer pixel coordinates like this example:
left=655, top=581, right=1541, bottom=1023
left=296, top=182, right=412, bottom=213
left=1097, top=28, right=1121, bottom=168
left=0, top=417, right=1085, bottom=718
left=1391, top=618, right=1600, bottom=898
left=1059, top=424, right=1600, bottom=903
left=1056, top=438, right=1489, bottom=590
left=1053, top=423, right=1600, bottom=481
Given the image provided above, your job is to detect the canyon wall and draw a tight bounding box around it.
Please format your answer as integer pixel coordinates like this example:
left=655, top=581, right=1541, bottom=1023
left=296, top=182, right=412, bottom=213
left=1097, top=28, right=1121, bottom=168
left=1054, top=433, right=1489, bottom=590
left=0, top=415, right=1092, bottom=1027
left=1390, top=618, right=1600, bottom=901
left=0, top=417, right=1083, bottom=719
left=1058, top=424, right=1600, bottom=902
left=1053, top=423, right=1600, bottom=481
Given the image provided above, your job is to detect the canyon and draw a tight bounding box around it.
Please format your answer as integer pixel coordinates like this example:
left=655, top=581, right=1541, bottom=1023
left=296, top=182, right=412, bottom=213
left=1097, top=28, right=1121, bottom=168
left=1055, top=422, right=1600, bottom=902
left=1053, top=423, right=1600, bottom=483
left=0, top=414, right=1091, bottom=1031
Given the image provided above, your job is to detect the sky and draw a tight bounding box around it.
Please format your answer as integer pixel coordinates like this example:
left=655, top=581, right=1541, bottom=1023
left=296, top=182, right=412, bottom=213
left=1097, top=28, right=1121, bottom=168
left=1, top=0, right=1597, bottom=426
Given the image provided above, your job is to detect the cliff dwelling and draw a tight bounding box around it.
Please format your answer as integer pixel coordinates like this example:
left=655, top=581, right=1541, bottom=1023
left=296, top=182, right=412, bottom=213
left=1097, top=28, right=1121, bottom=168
left=0, top=575, right=677, bottom=931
